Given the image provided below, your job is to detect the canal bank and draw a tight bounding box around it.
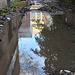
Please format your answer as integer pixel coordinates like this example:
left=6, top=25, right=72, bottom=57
left=61, top=11, right=75, bottom=28
left=0, top=7, right=25, bottom=75
left=0, top=0, right=31, bottom=74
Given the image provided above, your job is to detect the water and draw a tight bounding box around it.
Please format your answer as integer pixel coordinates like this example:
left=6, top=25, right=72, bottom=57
left=18, top=10, right=75, bottom=75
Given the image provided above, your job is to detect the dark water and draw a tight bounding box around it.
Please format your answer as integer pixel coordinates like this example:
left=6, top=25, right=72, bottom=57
left=18, top=10, right=75, bottom=75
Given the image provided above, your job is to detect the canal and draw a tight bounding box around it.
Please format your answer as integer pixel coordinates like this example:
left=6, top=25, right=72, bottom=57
left=18, top=10, right=75, bottom=75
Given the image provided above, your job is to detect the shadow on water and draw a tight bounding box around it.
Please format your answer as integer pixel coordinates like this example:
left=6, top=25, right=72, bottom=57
left=18, top=10, right=75, bottom=75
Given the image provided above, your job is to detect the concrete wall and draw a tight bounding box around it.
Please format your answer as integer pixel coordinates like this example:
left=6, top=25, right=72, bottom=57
left=0, top=0, right=16, bottom=10
left=12, top=54, right=20, bottom=75
left=61, top=11, right=75, bottom=27
left=10, top=0, right=17, bottom=3
left=18, top=13, right=32, bottom=37
left=0, top=0, right=7, bottom=10
left=65, top=11, right=75, bottom=26
left=0, top=13, right=23, bottom=75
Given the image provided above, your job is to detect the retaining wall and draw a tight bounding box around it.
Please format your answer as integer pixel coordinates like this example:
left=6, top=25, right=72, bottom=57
left=62, top=11, right=75, bottom=27
left=0, top=0, right=16, bottom=10
left=0, top=13, right=23, bottom=75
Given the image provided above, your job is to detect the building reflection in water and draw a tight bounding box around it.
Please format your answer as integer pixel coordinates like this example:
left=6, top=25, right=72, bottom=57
left=18, top=12, right=32, bottom=38
left=31, top=12, right=45, bottom=25
left=18, top=11, right=53, bottom=38
left=31, top=11, right=53, bottom=34
left=31, top=11, right=45, bottom=35
left=18, top=11, right=47, bottom=75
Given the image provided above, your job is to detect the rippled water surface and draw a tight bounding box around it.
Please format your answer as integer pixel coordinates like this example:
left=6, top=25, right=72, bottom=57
left=18, top=10, right=75, bottom=75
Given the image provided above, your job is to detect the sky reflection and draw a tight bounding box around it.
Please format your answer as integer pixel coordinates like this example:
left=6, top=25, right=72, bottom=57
left=18, top=34, right=45, bottom=75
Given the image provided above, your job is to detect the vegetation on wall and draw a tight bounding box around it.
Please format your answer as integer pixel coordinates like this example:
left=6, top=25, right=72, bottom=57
left=64, top=0, right=75, bottom=4
left=11, top=1, right=24, bottom=8
left=0, top=1, right=26, bottom=15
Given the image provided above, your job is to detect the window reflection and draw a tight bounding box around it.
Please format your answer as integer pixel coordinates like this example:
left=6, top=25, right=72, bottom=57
left=31, top=12, right=45, bottom=25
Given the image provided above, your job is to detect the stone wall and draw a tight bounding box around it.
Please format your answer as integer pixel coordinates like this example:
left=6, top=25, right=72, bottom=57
left=0, top=0, right=16, bottom=10
left=65, top=11, right=75, bottom=26
left=0, top=13, right=23, bottom=75
left=0, top=0, right=7, bottom=10
left=10, top=0, right=17, bottom=3
left=61, top=11, right=75, bottom=27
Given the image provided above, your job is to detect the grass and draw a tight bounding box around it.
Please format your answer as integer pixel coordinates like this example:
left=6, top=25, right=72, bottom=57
left=0, top=1, right=26, bottom=15
left=64, top=0, right=75, bottom=4
left=10, top=1, right=24, bottom=8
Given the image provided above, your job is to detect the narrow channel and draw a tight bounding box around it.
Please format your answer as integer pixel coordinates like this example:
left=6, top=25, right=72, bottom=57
left=18, top=10, right=75, bottom=75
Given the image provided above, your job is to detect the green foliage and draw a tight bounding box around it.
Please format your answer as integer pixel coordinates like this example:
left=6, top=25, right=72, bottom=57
left=4, top=6, right=11, bottom=10
left=11, top=1, right=24, bottom=8
left=0, top=1, right=26, bottom=15
left=64, top=0, right=71, bottom=3
left=64, top=0, right=75, bottom=4
left=1, top=6, right=11, bottom=13
left=1, top=9, right=7, bottom=13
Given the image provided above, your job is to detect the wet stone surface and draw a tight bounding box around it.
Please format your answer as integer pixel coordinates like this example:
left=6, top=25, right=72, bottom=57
left=18, top=10, right=75, bottom=75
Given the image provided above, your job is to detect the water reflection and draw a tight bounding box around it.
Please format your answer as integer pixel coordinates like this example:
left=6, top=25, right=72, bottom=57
left=19, top=36, right=46, bottom=75
left=18, top=10, right=75, bottom=75
left=31, top=15, right=75, bottom=74
left=18, top=12, right=32, bottom=38
left=31, top=11, right=45, bottom=25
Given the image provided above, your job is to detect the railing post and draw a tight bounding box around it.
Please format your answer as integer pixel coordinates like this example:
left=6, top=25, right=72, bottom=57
left=7, top=0, right=10, bottom=6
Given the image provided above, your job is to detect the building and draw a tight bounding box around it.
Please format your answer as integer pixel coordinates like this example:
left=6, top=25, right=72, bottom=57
left=18, top=12, right=32, bottom=38
left=31, top=11, right=45, bottom=25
